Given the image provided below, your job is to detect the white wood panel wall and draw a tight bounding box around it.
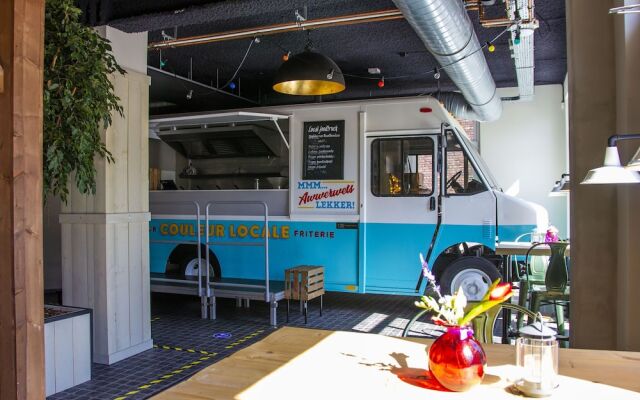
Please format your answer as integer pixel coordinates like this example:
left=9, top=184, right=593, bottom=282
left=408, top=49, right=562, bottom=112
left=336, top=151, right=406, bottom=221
left=62, top=71, right=150, bottom=214
left=60, top=69, right=153, bottom=364
left=45, top=313, right=91, bottom=396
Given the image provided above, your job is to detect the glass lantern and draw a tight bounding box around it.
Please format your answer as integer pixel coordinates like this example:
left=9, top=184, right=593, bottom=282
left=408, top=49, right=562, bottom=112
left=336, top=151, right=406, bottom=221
left=515, top=314, right=559, bottom=397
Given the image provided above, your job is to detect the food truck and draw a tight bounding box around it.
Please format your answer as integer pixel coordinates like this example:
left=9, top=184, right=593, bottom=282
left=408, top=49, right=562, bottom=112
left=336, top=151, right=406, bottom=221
left=148, top=96, right=547, bottom=325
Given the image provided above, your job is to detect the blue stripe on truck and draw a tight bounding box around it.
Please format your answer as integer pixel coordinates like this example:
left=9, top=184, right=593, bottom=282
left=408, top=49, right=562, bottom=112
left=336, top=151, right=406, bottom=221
left=149, top=218, right=534, bottom=295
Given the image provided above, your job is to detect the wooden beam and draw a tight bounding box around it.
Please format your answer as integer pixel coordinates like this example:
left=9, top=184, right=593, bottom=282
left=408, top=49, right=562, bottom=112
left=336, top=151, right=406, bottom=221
left=566, top=0, right=618, bottom=349
left=0, top=0, right=46, bottom=398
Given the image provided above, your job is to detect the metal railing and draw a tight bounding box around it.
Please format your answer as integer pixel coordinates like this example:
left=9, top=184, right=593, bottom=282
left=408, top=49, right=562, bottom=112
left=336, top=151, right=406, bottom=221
left=205, top=201, right=270, bottom=302
left=150, top=200, right=276, bottom=322
left=149, top=200, right=209, bottom=317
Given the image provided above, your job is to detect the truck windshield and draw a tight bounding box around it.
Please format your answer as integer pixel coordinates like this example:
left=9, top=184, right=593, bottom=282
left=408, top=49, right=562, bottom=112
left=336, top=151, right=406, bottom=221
left=456, top=130, right=501, bottom=191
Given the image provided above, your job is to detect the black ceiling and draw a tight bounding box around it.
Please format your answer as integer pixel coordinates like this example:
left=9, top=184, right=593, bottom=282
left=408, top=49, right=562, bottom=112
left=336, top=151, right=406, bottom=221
left=86, top=0, right=566, bottom=115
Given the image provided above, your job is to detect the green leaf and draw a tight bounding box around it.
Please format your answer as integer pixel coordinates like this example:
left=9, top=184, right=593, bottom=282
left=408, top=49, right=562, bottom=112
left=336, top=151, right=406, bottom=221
left=43, top=0, right=124, bottom=203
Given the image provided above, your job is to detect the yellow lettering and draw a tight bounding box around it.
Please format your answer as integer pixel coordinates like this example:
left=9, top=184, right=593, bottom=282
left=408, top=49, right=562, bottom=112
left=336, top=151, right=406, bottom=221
left=160, top=224, right=169, bottom=235
left=189, top=225, right=195, bottom=236
left=281, top=225, right=290, bottom=239
left=237, top=225, right=248, bottom=238
left=199, top=224, right=205, bottom=236
left=179, top=224, right=190, bottom=236
left=169, top=224, right=179, bottom=236
left=271, top=225, right=279, bottom=239
left=216, top=225, right=225, bottom=238
left=229, top=224, right=236, bottom=238
left=249, top=225, right=260, bottom=238
left=208, top=224, right=215, bottom=237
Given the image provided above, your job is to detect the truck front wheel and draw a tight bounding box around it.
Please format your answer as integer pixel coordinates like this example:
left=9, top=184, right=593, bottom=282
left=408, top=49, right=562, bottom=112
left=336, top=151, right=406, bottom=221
left=439, top=257, right=501, bottom=301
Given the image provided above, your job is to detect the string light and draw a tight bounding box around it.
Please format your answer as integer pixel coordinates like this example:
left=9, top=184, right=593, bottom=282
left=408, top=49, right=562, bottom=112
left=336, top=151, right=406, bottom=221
left=377, top=77, right=385, bottom=88
left=339, top=26, right=509, bottom=83
left=282, top=51, right=291, bottom=61
left=514, top=28, right=521, bottom=45
left=487, top=42, right=496, bottom=52
left=229, top=82, right=237, bottom=90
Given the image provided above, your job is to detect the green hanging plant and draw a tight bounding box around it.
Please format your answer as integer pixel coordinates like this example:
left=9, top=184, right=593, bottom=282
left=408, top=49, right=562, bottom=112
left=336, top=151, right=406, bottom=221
left=44, top=0, right=125, bottom=202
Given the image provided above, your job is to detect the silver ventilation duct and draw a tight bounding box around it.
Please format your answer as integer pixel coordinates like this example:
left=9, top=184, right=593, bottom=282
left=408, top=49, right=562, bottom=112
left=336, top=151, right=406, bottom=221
left=392, top=0, right=502, bottom=122
left=509, top=0, right=538, bottom=100
left=437, top=92, right=481, bottom=121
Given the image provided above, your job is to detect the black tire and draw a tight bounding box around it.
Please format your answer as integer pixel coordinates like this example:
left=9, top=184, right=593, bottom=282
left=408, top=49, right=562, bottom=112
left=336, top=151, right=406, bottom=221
left=439, top=256, right=501, bottom=301
left=167, top=244, right=221, bottom=280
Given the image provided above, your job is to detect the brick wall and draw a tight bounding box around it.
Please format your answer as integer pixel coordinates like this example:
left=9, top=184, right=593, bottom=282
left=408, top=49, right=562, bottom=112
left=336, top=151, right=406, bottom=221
left=458, top=119, right=479, bottom=144
left=412, top=120, right=479, bottom=194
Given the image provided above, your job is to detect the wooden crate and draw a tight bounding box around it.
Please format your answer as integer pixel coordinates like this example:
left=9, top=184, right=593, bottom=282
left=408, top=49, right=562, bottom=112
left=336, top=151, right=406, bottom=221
left=285, top=266, right=325, bottom=301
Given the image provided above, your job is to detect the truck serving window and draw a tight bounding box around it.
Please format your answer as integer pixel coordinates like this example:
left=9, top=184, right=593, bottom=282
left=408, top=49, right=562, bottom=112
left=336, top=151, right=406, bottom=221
left=445, top=131, right=487, bottom=195
left=371, top=137, right=434, bottom=197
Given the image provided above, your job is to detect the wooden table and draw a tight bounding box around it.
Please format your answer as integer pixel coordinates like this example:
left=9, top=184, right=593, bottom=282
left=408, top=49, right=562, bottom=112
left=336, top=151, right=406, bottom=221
left=495, top=241, right=571, bottom=257
left=153, top=327, right=640, bottom=399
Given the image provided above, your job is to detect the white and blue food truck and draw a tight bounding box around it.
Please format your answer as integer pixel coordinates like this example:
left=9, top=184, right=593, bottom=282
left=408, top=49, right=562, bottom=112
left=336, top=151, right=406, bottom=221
left=148, top=96, right=547, bottom=325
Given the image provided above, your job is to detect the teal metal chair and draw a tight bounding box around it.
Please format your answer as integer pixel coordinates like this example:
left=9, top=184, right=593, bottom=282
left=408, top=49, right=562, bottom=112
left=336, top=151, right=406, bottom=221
left=515, top=242, right=550, bottom=327
left=529, top=242, right=570, bottom=336
left=402, top=302, right=536, bottom=343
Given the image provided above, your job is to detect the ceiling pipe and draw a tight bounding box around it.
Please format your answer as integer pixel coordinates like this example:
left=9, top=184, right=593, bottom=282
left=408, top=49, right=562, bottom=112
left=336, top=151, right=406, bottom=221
left=464, top=0, right=536, bottom=28
left=392, top=0, right=502, bottom=122
left=149, top=9, right=404, bottom=49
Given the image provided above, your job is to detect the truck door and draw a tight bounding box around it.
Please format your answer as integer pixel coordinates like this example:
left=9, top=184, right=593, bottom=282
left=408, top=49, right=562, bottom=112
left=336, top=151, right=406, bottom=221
left=362, top=133, right=439, bottom=294
left=437, top=128, right=499, bottom=300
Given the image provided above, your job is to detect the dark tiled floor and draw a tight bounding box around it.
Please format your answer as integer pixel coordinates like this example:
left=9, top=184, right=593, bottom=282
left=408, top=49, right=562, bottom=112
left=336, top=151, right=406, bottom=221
left=48, top=291, right=441, bottom=400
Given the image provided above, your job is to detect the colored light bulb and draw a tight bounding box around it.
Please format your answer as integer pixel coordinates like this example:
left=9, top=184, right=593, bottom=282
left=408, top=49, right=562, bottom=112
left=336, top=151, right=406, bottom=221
left=229, top=82, right=237, bottom=90
left=488, top=43, right=496, bottom=52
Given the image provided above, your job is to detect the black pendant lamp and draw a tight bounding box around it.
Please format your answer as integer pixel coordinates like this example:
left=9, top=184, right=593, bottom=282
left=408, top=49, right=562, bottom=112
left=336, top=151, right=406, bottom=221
left=273, top=51, right=346, bottom=96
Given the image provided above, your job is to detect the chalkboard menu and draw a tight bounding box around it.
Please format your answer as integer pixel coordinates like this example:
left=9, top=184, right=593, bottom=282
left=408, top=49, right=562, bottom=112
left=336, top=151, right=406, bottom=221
left=302, top=120, right=345, bottom=180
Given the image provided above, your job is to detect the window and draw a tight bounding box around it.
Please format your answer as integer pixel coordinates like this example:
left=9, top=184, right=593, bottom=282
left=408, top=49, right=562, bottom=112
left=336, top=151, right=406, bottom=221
left=371, top=137, right=434, bottom=197
left=456, top=118, right=480, bottom=149
left=445, top=131, right=487, bottom=195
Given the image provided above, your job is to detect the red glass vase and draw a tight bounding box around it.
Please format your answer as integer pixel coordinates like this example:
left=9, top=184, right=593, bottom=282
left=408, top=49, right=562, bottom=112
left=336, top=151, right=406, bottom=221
left=428, top=325, right=487, bottom=391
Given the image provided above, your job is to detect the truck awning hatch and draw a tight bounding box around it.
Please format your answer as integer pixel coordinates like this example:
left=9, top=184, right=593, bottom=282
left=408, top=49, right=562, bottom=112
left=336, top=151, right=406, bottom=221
left=150, top=111, right=291, bottom=157
left=150, top=111, right=290, bottom=127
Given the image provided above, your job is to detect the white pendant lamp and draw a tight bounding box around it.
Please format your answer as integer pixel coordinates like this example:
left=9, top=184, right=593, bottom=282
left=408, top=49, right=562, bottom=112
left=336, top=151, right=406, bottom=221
left=627, top=147, right=640, bottom=171
left=549, top=174, right=570, bottom=196
left=581, top=134, right=640, bottom=184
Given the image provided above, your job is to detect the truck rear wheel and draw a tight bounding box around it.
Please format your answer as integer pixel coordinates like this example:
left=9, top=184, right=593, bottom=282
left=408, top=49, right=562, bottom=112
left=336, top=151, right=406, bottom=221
left=168, top=244, right=221, bottom=280
left=439, top=256, right=500, bottom=301
left=182, top=258, right=216, bottom=278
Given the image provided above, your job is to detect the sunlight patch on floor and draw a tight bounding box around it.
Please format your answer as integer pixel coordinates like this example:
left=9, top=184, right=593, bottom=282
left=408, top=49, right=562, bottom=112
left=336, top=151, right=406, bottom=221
left=352, top=312, right=389, bottom=333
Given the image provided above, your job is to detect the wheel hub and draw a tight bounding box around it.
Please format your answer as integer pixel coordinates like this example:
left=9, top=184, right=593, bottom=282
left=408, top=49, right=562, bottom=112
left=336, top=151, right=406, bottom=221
left=184, top=258, right=214, bottom=277
left=450, top=269, right=491, bottom=301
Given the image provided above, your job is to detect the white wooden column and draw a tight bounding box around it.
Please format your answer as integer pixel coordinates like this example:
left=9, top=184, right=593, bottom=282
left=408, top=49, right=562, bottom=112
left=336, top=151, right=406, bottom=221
left=59, top=28, right=152, bottom=364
